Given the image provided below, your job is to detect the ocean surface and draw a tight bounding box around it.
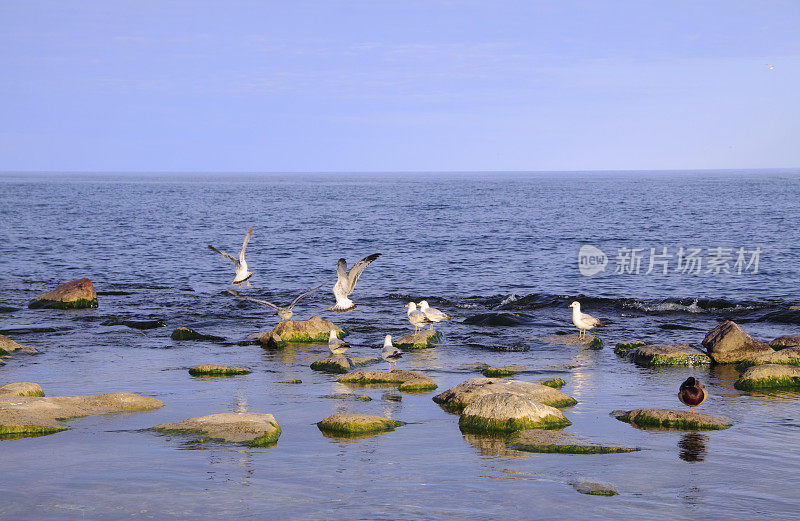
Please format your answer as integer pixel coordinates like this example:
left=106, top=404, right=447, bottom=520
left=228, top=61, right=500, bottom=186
left=1, top=170, right=799, bottom=520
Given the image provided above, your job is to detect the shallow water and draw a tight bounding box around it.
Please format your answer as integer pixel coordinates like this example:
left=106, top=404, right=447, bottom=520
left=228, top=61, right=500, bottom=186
left=1, top=171, right=799, bottom=520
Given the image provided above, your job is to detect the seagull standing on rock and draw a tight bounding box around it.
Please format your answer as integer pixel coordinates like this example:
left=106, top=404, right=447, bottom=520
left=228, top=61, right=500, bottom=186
left=405, top=302, right=432, bottom=332
left=328, top=329, right=349, bottom=355
left=330, top=253, right=382, bottom=313
left=228, top=282, right=325, bottom=322
left=418, top=300, right=452, bottom=329
left=569, top=301, right=606, bottom=338
left=208, top=226, right=254, bottom=287
left=381, top=335, right=402, bottom=370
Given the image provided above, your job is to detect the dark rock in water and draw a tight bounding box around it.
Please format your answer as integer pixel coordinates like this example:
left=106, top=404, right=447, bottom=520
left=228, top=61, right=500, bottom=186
left=310, top=355, right=380, bottom=374
left=702, top=320, right=773, bottom=363
left=0, top=334, right=39, bottom=355
left=29, top=278, right=98, bottom=310
left=470, top=341, right=530, bottom=352
left=658, top=323, right=696, bottom=330
left=534, top=334, right=603, bottom=349
left=267, top=316, right=344, bottom=343
left=395, top=329, right=440, bottom=350
left=614, top=341, right=647, bottom=356
left=463, top=312, right=529, bottom=327
left=96, top=290, right=133, bottom=296
left=735, top=364, right=800, bottom=391
left=0, top=327, right=57, bottom=335
left=507, top=429, right=638, bottom=455
left=258, top=332, right=286, bottom=348
left=629, top=344, right=711, bottom=367
left=152, top=413, right=281, bottom=447
left=613, top=408, right=731, bottom=430
left=103, top=318, right=166, bottom=330
left=170, top=327, right=225, bottom=342
left=769, top=335, right=800, bottom=349
left=0, top=306, right=19, bottom=313
left=760, top=309, right=800, bottom=325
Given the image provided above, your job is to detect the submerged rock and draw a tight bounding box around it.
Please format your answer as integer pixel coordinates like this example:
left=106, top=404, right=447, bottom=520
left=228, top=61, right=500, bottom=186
left=152, top=412, right=281, bottom=447
left=337, top=370, right=437, bottom=392
left=629, top=344, right=711, bottom=367
left=613, top=408, right=731, bottom=430
left=310, top=356, right=380, bottom=374
left=0, top=306, right=19, bottom=313
left=463, top=312, right=528, bottom=327
left=734, top=364, right=800, bottom=391
left=0, top=382, right=45, bottom=397
left=29, top=278, right=98, bottom=310
left=0, top=334, right=39, bottom=355
left=188, top=365, right=251, bottom=376
left=769, top=335, right=800, bottom=349
left=614, top=341, right=647, bottom=356
left=316, top=413, right=403, bottom=436
left=572, top=480, right=619, bottom=496
left=702, top=320, right=772, bottom=363
left=0, top=391, right=164, bottom=439
left=433, top=377, right=576, bottom=413
left=737, top=347, right=800, bottom=369
left=279, top=379, right=302, bottom=384
left=259, top=331, right=286, bottom=349
left=535, top=334, right=603, bottom=349
left=458, top=393, right=570, bottom=434
left=170, top=327, right=225, bottom=342
left=394, top=329, right=440, bottom=349
left=506, top=429, right=639, bottom=454
left=269, top=316, right=344, bottom=343
left=103, top=318, right=166, bottom=330
left=482, top=365, right=527, bottom=377
left=538, top=378, right=566, bottom=389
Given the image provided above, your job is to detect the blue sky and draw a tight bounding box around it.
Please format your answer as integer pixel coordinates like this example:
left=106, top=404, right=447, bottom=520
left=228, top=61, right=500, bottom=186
left=1, top=1, right=798, bottom=172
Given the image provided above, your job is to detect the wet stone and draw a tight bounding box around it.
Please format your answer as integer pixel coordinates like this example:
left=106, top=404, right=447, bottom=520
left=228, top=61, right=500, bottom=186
left=152, top=412, right=281, bottom=447
left=735, top=364, right=800, bottom=391
left=613, top=408, right=731, bottom=430
left=506, top=429, right=640, bottom=454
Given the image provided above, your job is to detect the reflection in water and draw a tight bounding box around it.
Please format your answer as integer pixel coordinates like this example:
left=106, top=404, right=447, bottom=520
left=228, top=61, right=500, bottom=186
left=462, top=433, right=530, bottom=458
left=678, top=432, right=708, bottom=462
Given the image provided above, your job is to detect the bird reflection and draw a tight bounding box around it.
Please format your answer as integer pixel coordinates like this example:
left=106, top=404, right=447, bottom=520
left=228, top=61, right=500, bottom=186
left=678, top=432, right=708, bottom=462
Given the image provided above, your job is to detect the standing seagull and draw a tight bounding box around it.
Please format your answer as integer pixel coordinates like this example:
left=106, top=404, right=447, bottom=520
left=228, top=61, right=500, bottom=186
left=208, top=226, right=254, bottom=287
left=405, top=302, right=431, bottom=332
left=381, top=335, right=402, bottom=370
left=569, top=301, right=606, bottom=338
left=329, top=253, right=382, bottom=313
left=679, top=377, right=707, bottom=414
left=228, top=282, right=325, bottom=322
left=328, top=329, right=350, bottom=355
left=418, top=300, right=453, bottom=329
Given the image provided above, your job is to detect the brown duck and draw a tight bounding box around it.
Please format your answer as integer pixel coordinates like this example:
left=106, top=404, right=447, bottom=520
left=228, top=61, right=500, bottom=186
left=679, top=377, right=707, bottom=414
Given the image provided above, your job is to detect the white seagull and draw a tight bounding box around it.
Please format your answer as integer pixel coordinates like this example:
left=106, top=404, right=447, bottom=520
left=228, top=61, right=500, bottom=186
left=208, top=226, right=254, bottom=287
left=329, top=253, right=382, bottom=313
left=228, top=282, right=325, bottom=322
left=405, top=302, right=432, bottom=332
left=569, top=301, right=606, bottom=338
left=418, top=300, right=453, bottom=329
left=381, top=335, right=402, bottom=370
left=328, top=329, right=350, bottom=355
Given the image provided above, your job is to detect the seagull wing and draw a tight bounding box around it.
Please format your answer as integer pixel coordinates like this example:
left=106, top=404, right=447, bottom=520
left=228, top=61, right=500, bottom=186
left=228, top=289, right=281, bottom=312
left=209, top=244, right=237, bottom=264
left=579, top=312, right=606, bottom=327
left=287, top=282, right=326, bottom=310
left=345, top=253, right=381, bottom=293
left=239, top=226, right=253, bottom=264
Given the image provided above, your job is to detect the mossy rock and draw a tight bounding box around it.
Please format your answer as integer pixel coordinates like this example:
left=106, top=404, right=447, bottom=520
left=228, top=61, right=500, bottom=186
left=614, top=341, right=647, bottom=356
left=734, top=364, right=800, bottom=390
left=279, top=379, right=302, bottom=384
left=702, top=320, right=773, bottom=364
left=29, top=298, right=98, bottom=310
left=433, top=377, right=576, bottom=413
left=769, top=335, right=800, bottom=349
left=395, top=329, right=440, bottom=350
left=269, top=316, right=344, bottom=343
left=482, top=365, right=527, bottom=377
left=317, top=413, right=403, bottom=436
left=188, top=365, right=251, bottom=376
left=29, top=278, right=98, bottom=310
left=613, top=408, right=731, bottom=430
left=736, top=348, right=800, bottom=370
left=535, top=334, right=602, bottom=349
left=0, top=382, right=45, bottom=397
left=458, top=393, right=571, bottom=434
left=538, top=378, right=566, bottom=389
left=337, top=370, right=437, bottom=393
left=310, top=356, right=380, bottom=374
left=572, top=481, right=619, bottom=496
left=152, top=413, right=281, bottom=447
left=171, top=327, right=225, bottom=342
left=0, top=335, right=39, bottom=355
left=507, top=429, right=639, bottom=454
left=258, top=332, right=286, bottom=349
left=629, top=344, right=712, bottom=367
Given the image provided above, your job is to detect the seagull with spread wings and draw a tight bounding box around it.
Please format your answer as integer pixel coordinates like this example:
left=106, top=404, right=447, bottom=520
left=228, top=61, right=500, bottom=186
left=329, top=253, right=382, bottom=313
left=208, top=226, right=254, bottom=287
left=228, top=282, right=325, bottom=322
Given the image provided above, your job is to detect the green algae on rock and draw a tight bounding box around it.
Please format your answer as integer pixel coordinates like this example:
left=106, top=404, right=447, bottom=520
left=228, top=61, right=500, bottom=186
left=316, top=413, right=403, bottom=436
left=152, top=412, right=281, bottom=447
left=769, top=335, right=800, bottom=349
left=0, top=335, right=39, bottom=355
left=279, top=379, right=302, bottom=384
left=258, top=331, right=286, bottom=349
left=188, top=365, right=251, bottom=376
left=171, top=327, right=225, bottom=342
left=506, top=429, right=639, bottom=454
left=394, top=329, right=440, bottom=350
left=0, top=382, right=45, bottom=397
left=572, top=480, right=619, bottom=496
left=538, top=378, right=566, bottom=389
left=28, top=278, right=98, bottom=310
left=1, top=391, right=164, bottom=440
left=614, top=341, right=647, bottom=356
left=482, top=365, right=527, bottom=377
left=310, top=355, right=380, bottom=374
left=734, top=364, right=800, bottom=391
left=534, top=334, right=602, bottom=349
left=613, top=408, right=731, bottom=430
left=458, top=393, right=571, bottom=434
left=337, top=369, right=437, bottom=392
left=433, top=377, right=577, bottom=413
left=629, top=344, right=712, bottom=367
left=268, top=316, right=344, bottom=343
left=737, top=348, right=800, bottom=370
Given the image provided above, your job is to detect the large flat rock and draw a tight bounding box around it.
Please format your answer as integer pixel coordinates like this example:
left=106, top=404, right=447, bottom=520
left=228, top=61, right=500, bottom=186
left=702, top=320, right=773, bottom=363
left=506, top=429, right=640, bottom=454
left=29, top=278, right=98, bottom=310
left=738, top=347, right=800, bottom=369
left=0, top=382, right=44, bottom=397
left=152, top=412, right=281, bottom=447
left=735, top=364, right=800, bottom=391
left=337, top=370, right=437, bottom=392
left=613, top=408, right=731, bottom=430
left=629, top=344, right=711, bottom=367
left=458, top=393, right=570, bottom=434
left=269, top=316, right=344, bottom=343
left=433, top=377, right=576, bottom=413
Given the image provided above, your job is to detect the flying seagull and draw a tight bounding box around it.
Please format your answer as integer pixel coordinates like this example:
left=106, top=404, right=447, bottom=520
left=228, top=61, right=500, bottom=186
left=766, top=64, right=774, bottom=70
left=381, top=335, right=402, bottom=370
left=569, top=301, right=607, bottom=338
left=209, top=226, right=254, bottom=287
left=405, top=302, right=432, bottom=332
left=418, top=300, right=453, bottom=329
left=228, top=282, right=325, bottom=322
left=330, top=253, right=382, bottom=313
left=328, top=329, right=350, bottom=355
